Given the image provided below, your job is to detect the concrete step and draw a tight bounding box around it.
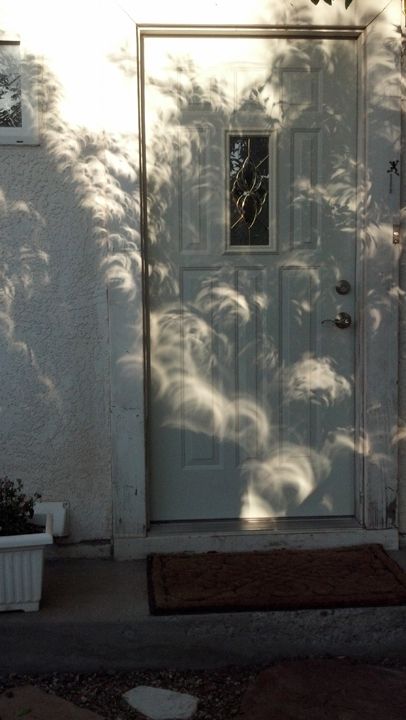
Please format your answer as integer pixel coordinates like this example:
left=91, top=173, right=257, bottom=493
left=1, top=552, right=406, bottom=674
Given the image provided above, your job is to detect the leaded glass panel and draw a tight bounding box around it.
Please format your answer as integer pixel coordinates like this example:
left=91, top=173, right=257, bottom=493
left=229, top=135, right=269, bottom=246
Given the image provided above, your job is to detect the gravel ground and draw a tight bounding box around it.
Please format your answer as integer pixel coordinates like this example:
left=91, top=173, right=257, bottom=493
left=0, top=667, right=260, bottom=719
left=1, top=659, right=406, bottom=719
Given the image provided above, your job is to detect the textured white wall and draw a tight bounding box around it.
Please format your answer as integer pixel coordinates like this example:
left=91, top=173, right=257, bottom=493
left=0, top=147, right=112, bottom=543
left=0, top=0, right=139, bottom=545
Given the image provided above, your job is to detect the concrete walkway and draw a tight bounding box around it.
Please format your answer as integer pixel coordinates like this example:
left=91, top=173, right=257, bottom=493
left=1, top=551, right=406, bottom=674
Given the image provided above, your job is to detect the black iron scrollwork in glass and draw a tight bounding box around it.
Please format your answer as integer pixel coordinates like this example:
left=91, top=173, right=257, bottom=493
left=229, top=135, right=269, bottom=246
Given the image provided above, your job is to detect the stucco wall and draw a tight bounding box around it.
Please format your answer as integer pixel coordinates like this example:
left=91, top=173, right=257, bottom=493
left=0, top=146, right=112, bottom=544
left=0, top=0, right=139, bottom=546
left=0, top=0, right=405, bottom=551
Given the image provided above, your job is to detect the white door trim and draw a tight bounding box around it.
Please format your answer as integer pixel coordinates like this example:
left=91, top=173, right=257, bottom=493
left=110, top=5, right=401, bottom=558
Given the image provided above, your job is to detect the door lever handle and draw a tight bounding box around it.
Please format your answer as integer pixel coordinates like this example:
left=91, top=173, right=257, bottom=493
left=322, top=312, right=352, bottom=329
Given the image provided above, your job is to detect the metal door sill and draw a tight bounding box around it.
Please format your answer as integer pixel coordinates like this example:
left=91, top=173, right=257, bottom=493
left=149, top=516, right=360, bottom=536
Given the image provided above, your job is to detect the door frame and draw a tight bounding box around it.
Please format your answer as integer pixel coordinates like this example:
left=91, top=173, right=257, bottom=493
left=110, top=9, right=401, bottom=559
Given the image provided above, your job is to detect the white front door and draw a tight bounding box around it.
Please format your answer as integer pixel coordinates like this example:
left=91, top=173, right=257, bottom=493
left=144, top=35, right=358, bottom=522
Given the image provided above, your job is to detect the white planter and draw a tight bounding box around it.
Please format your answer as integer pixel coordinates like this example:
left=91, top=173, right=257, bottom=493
left=0, top=514, right=53, bottom=612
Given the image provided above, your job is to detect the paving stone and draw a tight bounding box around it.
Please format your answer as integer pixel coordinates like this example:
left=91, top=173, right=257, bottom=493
left=238, top=659, right=406, bottom=720
left=0, top=685, right=104, bottom=720
left=123, top=685, right=198, bottom=720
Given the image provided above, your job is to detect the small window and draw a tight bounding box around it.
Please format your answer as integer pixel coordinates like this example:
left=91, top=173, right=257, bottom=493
left=0, top=40, right=39, bottom=145
left=229, top=134, right=269, bottom=246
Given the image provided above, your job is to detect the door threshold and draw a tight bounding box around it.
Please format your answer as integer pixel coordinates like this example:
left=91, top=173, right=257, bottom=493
left=114, top=518, right=399, bottom=559
left=149, top=516, right=360, bottom=536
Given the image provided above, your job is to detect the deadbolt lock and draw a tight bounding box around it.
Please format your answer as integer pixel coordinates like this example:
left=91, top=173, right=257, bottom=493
left=335, top=280, right=351, bottom=295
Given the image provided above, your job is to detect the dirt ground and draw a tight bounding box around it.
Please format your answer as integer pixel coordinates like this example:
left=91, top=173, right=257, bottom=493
left=1, top=657, right=406, bottom=720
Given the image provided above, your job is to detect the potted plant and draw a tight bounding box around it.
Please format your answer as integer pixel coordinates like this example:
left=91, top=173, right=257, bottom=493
left=0, top=477, right=53, bottom=612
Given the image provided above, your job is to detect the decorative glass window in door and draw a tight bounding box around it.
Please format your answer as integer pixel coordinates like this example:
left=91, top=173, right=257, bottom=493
left=229, top=135, right=269, bottom=246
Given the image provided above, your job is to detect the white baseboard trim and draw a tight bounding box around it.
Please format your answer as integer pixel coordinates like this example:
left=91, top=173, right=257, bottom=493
left=46, top=541, right=112, bottom=559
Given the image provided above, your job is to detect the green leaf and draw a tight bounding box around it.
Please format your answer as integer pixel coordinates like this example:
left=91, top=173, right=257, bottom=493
left=345, top=0, right=354, bottom=7
left=324, top=0, right=333, bottom=5
left=310, top=0, right=320, bottom=5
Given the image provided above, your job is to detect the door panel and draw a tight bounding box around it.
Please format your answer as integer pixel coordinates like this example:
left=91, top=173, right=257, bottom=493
left=144, top=36, right=358, bottom=521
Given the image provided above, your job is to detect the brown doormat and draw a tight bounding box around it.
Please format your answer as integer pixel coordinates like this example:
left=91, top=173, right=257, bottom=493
left=147, top=544, right=406, bottom=615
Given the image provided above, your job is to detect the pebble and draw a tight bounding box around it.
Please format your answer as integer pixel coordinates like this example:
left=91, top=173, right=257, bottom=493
left=123, top=685, right=199, bottom=720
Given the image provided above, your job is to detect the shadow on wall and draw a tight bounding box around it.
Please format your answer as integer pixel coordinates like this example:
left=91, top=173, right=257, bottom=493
left=0, top=55, right=141, bottom=539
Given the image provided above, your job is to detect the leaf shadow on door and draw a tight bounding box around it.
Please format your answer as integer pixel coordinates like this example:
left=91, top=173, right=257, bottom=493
left=122, top=16, right=401, bottom=523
